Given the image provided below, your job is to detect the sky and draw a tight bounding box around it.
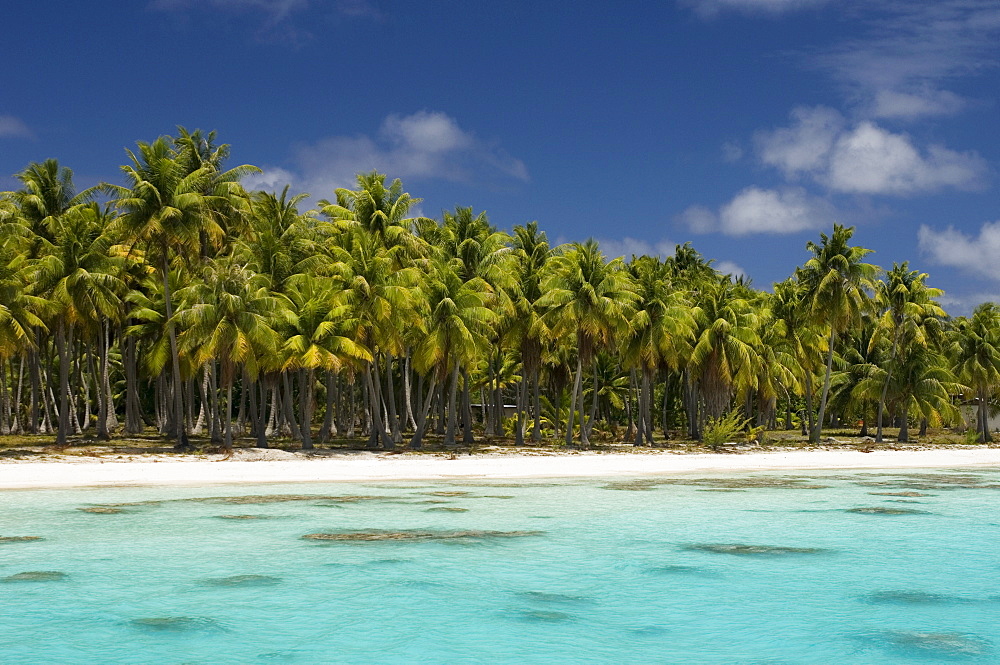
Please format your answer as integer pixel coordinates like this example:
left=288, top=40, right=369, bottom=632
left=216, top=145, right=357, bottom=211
left=1, top=0, right=998, bottom=313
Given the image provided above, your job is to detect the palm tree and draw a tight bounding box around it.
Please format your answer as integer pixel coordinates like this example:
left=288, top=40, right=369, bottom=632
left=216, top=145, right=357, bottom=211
left=509, top=222, right=552, bottom=444
left=281, top=273, right=371, bottom=449
left=178, top=260, right=282, bottom=452
left=949, top=303, right=1000, bottom=443
left=539, top=240, right=637, bottom=446
left=32, top=203, right=125, bottom=445
left=109, top=134, right=257, bottom=448
left=870, top=263, right=945, bottom=441
left=329, top=225, right=420, bottom=450
left=798, top=225, right=878, bottom=443
left=689, top=275, right=762, bottom=426
left=624, top=255, right=695, bottom=445
left=409, top=258, right=497, bottom=448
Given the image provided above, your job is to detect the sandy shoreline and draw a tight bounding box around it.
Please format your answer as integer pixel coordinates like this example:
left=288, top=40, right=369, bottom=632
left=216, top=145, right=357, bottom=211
left=0, top=447, right=998, bottom=489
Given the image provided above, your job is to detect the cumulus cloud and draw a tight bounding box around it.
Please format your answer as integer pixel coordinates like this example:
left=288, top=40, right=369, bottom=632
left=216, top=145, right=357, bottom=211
left=937, top=291, right=1000, bottom=316
left=681, top=0, right=829, bottom=18
left=679, top=187, right=836, bottom=236
left=755, top=106, right=843, bottom=178
left=242, top=167, right=297, bottom=193
left=918, top=221, right=1000, bottom=281
left=755, top=106, right=987, bottom=195
left=715, top=260, right=748, bottom=279
left=0, top=115, right=32, bottom=139
left=871, top=87, right=966, bottom=120
left=597, top=237, right=675, bottom=260
left=816, top=1, right=1000, bottom=119
left=245, top=111, right=528, bottom=196
left=825, top=122, right=985, bottom=195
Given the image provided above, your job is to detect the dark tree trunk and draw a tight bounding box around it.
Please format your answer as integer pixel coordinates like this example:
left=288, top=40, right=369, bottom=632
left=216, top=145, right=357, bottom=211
left=55, top=322, right=71, bottom=446
left=161, top=253, right=188, bottom=450
left=408, top=374, right=438, bottom=450
left=444, top=364, right=461, bottom=447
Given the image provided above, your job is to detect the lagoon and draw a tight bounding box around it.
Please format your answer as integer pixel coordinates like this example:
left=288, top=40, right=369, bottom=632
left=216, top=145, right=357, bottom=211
left=1, top=468, right=999, bottom=663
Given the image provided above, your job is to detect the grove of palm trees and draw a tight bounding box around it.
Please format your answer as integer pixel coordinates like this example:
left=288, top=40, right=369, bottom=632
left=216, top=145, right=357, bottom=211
left=1, top=128, right=995, bottom=454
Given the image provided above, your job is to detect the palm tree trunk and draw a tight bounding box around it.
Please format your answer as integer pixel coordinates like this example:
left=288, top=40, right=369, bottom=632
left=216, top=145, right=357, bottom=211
left=55, top=321, right=70, bottom=446
left=320, top=371, right=337, bottom=443
left=644, top=367, right=655, bottom=445
left=403, top=353, right=416, bottom=432
left=584, top=361, right=599, bottom=444
left=444, top=363, right=461, bottom=447
left=811, top=328, right=836, bottom=443
left=281, top=371, right=302, bottom=441
left=301, top=369, right=314, bottom=450
left=978, top=391, right=991, bottom=443
left=161, top=253, right=188, bottom=450
left=365, top=362, right=393, bottom=450
left=898, top=406, right=909, bottom=443
left=803, top=369, right=816, bottom=440
left=223, top=379, right=234, bottom=453
left=194, top=367, right=208, bottom=436
left=384, top=354, right=401, bottom=444
left=254, top=378, right=268, bottom=449
left=409, top=374, right=438, bottom=450
left=515, top=375, right=526, bottom=446
left=566, top=356, right=583, bottom=445
left=461, top=368, right=474, bottom=444
left=531, top=366, right=542, bottom=442
left=876, top=328, right=902, bottom=443
left=124, top=330, right=143, bottom=434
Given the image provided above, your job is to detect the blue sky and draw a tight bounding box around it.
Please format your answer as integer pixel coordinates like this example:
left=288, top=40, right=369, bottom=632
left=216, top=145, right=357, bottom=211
left=2, top=0, right=998, bottom=312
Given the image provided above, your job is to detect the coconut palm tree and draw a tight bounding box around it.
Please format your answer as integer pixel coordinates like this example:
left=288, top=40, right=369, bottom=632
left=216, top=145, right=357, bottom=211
left=329, top=226, right=421, bottom=450
left=108, top=134, right=257, bottom=448
left=539, top=240, right=637, bottom=446
left=797, top=225, right=878, bottom=442
left=32, top=203, right=125, bottom=445
left=409, top=258, right=497, bottom=448
left=949, top=303, right=1000, bottom=443
left=509, top=221, right=552, bottom=444
left=280, top=273, right=371, bottom=449
left=689, top=275, right=762, bottom=426
left=624, top=255, right=695, bottom=445
left=870, top=263, right=945, bottom=441
left=178, top=260, right=282, bottom=452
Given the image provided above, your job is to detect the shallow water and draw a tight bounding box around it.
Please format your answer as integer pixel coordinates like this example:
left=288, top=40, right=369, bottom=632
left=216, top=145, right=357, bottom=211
left=1, top=468, right=999, bottom=663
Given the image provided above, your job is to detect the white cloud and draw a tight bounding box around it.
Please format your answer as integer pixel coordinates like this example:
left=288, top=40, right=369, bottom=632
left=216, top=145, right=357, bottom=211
left=721, top=141, right=744, bottom=163
left=715, top=260, right=747, bottom=279
left=597, top=237, right=675, bottom=260
left=242, top=167, right=297, bottom=193
left=0, top=115, right=32, bottom=139
left=937, top=291, right=1000, bottom=317
left=756, top=106, right=987, bottom=195
left=817, top=2, right=1000, bottom=119
left=245, top=111, right=528, bottom=197
left=720, top=187, right=837, bottom=235
left=918, top=221, right=1000, bottom=281
left=676, top=205, right=718, bottom=234
left=681, top=0, right=829, bottom=18
left=825, top=122, right=985, bottom=195
left=680, top=187, right=836, bottom=236
left=755, top=106, right=843, bottom=178
left=871, top=87, right=966, bottom=120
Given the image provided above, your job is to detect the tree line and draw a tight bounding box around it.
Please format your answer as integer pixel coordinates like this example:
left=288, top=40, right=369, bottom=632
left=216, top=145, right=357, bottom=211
left=1, top=128, right=997, bottom=452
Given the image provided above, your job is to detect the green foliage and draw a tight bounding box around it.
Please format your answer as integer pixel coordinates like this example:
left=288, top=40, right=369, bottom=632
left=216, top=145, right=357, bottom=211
left=702, top=410, right=752, bottom=450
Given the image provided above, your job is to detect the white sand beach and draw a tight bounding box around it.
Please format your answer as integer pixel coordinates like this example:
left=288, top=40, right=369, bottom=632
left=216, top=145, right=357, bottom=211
left=0, top=447, right=998, bottom=489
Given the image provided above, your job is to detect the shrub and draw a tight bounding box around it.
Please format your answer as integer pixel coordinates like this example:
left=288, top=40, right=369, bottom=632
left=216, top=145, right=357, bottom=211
left=702, top=411, right=753, bottom=450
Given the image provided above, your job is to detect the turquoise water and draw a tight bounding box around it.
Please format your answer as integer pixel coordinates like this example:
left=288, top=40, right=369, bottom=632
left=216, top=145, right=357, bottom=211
left=1, top=468, right=999, bottom=664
